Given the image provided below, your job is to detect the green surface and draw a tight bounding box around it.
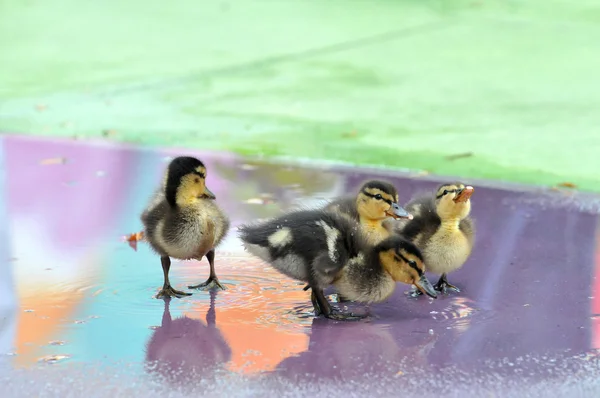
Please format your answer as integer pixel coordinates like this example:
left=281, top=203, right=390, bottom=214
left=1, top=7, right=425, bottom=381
left=1, top=0, right=600, bottom=191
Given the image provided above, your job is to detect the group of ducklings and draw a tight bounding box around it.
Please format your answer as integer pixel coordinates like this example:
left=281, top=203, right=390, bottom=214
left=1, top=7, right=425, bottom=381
left=141, top=156, right=475, bottom=321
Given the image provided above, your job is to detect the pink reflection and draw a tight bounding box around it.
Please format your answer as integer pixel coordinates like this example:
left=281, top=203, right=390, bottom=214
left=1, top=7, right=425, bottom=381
left=4, top=136, right=136, bottom=247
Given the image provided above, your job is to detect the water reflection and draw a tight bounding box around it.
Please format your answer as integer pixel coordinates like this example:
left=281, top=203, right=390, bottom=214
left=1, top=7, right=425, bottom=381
left=145, top=291, right=231, bottom=385
left=1, top=135, right=599, bottom=382
left=272, top=317, right=438, bottom=382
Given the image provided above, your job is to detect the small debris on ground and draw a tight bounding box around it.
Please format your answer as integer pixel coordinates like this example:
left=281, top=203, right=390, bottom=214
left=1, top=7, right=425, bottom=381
left=556, top=182, right=577, bottom=189
left=35, top=104, right=48, bottom=112
left=102, top=129, right=117, bottom=138
left=445, top=152, right=473, bottom=161
left=38, top=354, right=70, bottom=364
left=341, top=130, right=358, bottom=138
left=411, top=170, right=430, bottom=178
left=243, top=194, right=275, bottom=205
left=40, top=157, right=67, bottom=165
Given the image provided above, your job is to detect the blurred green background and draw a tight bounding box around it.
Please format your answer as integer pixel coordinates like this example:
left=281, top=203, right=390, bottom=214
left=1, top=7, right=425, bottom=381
left=1, top=0, right=599, bottom=191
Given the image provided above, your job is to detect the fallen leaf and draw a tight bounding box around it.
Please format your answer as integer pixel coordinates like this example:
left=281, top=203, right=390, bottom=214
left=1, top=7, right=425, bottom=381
left=557, top=182, right=577, bottom=189
left=125, top=231, right=144, bottom=251
left=102, top=129, right=117, bottom=137
left=445, top=152, right=473, bottom=161
left=40, top=157, right=67, bottom=165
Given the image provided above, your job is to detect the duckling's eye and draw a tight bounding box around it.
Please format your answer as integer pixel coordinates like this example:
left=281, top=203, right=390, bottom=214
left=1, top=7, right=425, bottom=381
left=374, top=194, right=383, bottom=200
left=194, top=178, right=200, bottom=183
left=408, top=260, right=417, bottom=267
left=443, top=190, right=448, bottom=195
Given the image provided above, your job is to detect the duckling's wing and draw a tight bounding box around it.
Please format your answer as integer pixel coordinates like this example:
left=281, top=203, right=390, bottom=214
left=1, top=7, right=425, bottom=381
left=459, top=216, right=476, bottom=246
left=141, top=187, right=166, bottom=224
left=396, top=196, right=440, bottom=242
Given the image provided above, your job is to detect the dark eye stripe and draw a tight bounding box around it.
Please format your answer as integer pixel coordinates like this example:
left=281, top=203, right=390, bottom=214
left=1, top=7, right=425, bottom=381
left=193, top=171, right=206, bottom=179
left=436, top=188, right=458, bottom=199
left=396, top=252, right=423, bottom=276
left=362, top=190, right=392, bottom=205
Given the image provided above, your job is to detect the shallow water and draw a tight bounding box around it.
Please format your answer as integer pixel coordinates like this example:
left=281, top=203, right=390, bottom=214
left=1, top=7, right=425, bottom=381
left=1, top=135, right=600, bottom=396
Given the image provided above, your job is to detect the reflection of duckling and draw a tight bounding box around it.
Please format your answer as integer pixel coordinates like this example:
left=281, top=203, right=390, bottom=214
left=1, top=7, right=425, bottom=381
left=238, top=210, right=437, bottom=321
left=325, top=180, right=412, bottom=245
left=273, top=317, right=438, bottom=381
left=145, top=291, right=232, bottom=385
left=141, top=156, right=230, bottom=299
left=391, top=183, right=475, bottom=295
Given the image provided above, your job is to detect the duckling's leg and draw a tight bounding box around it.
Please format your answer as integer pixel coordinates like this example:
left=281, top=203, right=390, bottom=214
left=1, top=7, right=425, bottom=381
left=303, top=284, right=350, bottom=303
left=310, top=287, right=364, bottom=321
left=188, top=250, right=226, bottom=291
left=156, top=256, right=192, bottom=299
left=434, top=273, right=460, bottom=294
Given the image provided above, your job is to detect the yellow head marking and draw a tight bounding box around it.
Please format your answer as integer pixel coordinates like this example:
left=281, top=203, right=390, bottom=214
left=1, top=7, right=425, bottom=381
left=195, top=166, right=207, bottom=177
left=379, top=248, right=423, bottom=285
left=435, top=183, right=472, bottom=222
left=357, top=188, right=395, bottom=221
left=175, top=173, right=207, bottom=206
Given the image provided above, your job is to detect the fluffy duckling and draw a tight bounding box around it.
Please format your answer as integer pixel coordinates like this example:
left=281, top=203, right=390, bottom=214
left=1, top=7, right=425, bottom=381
left=300, top=179, right=413, bottom=295
left=238, top=209, right=437, bottom=321
left=141, top=156, right=230, bottom=299
left=325, top=180, right=412, bottom=245
left=391, top=182, right=475, bottom=295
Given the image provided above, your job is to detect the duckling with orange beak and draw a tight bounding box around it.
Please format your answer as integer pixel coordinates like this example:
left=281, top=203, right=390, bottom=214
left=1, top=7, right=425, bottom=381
left=389, top=182, right=475, bottom=295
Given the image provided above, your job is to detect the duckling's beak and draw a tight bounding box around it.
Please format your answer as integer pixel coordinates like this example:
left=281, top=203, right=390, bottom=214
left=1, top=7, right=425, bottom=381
left=385, top=203, right=413, bottom=220
left=453, top=186, right=474, bottom=203
left=414, top=275, right=437, bottom=298
left=202, top=186, right=216, bottom=199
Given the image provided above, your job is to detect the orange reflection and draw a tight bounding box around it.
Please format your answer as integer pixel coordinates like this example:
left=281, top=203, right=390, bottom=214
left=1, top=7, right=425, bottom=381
left=183, top=263, right=310, bottom=374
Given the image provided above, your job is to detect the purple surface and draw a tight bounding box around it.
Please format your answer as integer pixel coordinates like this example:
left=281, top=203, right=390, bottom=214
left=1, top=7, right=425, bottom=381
left=1, top=134, right=600, bottom=397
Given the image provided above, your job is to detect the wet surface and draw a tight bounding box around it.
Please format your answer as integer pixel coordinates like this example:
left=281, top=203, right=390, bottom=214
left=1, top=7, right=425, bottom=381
left=1, top=135, right=600, bottom=396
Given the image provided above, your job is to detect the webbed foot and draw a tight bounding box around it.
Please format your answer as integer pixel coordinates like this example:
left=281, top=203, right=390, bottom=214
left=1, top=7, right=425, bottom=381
left=408, top=287, right=423, bottom=298
left=188, top=276, right=226, bottom=291
left=324, top=308, right=365, bottom=322
left=310, top=290, right=363, bottom=321
left=156, top=285, right=192, bottom=299
left=434, top=273, right=460, bottom=294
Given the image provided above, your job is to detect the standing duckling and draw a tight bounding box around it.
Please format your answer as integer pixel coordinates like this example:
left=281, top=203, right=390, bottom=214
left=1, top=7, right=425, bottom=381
left=391, top=182, right=475, bottom=295
left=141, top=156, right=230, bottom=299
left=325, top=180, right=412, bottom=245
left=238, top=209, right=437, bottom=321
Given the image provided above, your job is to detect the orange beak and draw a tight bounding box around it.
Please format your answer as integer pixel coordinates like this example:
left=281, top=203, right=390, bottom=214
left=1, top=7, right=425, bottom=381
left=453, top=186, right=474, bottom=203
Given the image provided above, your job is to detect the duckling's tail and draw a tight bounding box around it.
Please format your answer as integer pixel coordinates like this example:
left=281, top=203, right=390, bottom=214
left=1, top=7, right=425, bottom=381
left=237, top=222, right=274, bottom=262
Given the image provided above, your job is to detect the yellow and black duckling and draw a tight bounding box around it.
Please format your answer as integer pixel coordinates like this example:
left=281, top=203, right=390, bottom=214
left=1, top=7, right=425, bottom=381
left=238, top=209, right=437, bottom=321
left=390, top=182, right=475, bottom=295
left=299, top=179, right=413, bottom=295
left=141, top=156, right=230, bottom=299
left=324, top=180, right=413, bottom=245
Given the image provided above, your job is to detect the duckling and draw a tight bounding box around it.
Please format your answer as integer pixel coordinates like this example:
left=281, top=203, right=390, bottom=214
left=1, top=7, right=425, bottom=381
left=141, top=156, right=230, bottom=299
left=300, top=179, right=412, bottom=295
left=238, top=209, right=437, bottom=321
left=324, top=180, right=413, bottom=246
left=390, top=182, right=475, bottom=295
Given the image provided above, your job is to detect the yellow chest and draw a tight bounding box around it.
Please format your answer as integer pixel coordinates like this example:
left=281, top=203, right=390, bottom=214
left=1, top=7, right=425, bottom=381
left=421, top=223, right=472, bottom=274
